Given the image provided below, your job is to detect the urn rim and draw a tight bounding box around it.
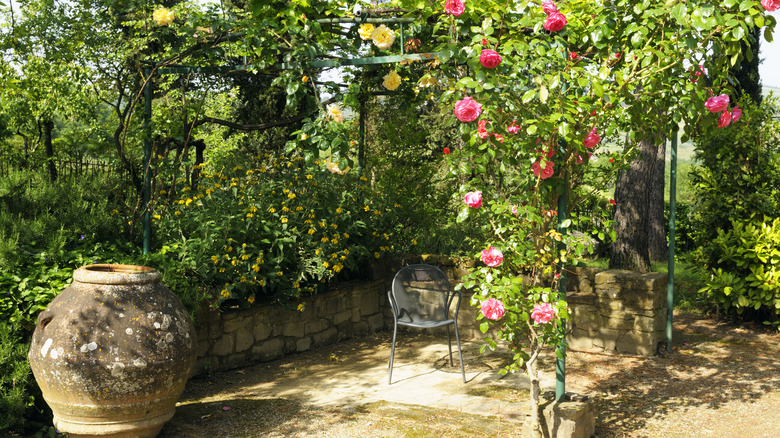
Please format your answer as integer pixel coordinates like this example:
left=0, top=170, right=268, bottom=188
left=73, top=264, right=162, bottom=285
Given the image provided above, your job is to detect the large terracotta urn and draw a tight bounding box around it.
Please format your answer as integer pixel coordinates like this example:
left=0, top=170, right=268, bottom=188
left=28, top=264, right=197, bottom=438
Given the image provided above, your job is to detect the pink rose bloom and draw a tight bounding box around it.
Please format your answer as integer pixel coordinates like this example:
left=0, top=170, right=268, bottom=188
left=531, top=302, right=555, bottom=324
left=479, top=49, right=502, bottom=68
left=532, top=160, right=554, bottom=179
left=718, top=109, right=732, bottom=128
left=481, top=246, right=504, bottom=267
left=454, top=96, right=482, bottom=122
left=542, top=0, right=558, bottom=15
left=762, top=0, right=780, bottom=11
left=464, top=190, right=482, bottom=208
left=480, top=298, right=505, bottom=320
left=445, top=0, right=465, bottom=16
left=507, top=120, right=520, bottom=134
left=704, top=94, right=730, bottom=113
left=583, top=127, right=601, bottom=149
left=732, top=106, right=742, bottom=123
left=544, top=12, right=567, bottom=32
left=512, top=205, right=518, bottom=215
left=575, top=154, right=583, bottom=164
left=478, top=119, right=491, bottom=139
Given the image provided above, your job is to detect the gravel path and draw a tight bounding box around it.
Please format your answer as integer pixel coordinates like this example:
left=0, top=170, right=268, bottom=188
left=159, top=314, right=780, bottom=437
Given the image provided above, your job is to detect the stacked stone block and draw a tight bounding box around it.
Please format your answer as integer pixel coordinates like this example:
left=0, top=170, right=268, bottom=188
left=194, top=278, right=387, bottom=374
left=566, top=267, right=668, bottom=356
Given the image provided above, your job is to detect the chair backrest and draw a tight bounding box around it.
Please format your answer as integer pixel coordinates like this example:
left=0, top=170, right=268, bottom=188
left=390, top=264, right=458, bottom=323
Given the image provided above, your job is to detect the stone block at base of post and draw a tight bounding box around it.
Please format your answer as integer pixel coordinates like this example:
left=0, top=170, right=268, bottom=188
left=523, top=392, right=595, bottom=438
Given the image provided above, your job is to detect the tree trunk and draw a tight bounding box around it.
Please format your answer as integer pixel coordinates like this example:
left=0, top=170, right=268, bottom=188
left=610, top=134, right=665, bottom=272
left=647, top=139, right=667, bottom=262
left=730, top=25, right=762, bottom=105
left=43, top=118, right=57, bottom=182
left=526, top=341, right=543, bottom=438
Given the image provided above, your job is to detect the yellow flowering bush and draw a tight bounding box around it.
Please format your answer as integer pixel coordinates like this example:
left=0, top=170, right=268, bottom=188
left=155, top=153, right=400, bottom=307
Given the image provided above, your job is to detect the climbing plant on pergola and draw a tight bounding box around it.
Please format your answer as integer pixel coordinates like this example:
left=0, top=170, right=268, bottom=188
left=138, top=1, right=774, bottom=436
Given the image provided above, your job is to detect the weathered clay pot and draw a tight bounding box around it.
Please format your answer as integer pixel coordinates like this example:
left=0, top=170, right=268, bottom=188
left=28, top=264, right=197, bottom=438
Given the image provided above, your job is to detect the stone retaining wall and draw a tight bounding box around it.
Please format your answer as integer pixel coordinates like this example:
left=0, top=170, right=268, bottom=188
left=566, top=267, right=668, bottom=356
left=193, top=278, right=389, bottom=375
left=193, top=259, right=668, bottom=374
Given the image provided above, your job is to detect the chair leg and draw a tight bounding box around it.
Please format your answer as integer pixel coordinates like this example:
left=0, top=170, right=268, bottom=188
left=388, top=323, right=398, bottom=384
left=454, top=322, right=466, bottom=383
left=446, top=325, right=454, bottom=367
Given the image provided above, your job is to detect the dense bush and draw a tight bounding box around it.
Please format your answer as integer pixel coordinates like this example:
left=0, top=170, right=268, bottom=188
left=690, top=97, right=780, bottom=321
left=0, top=169, right=128, bottom=269
left=699, top=216, right=780, bottom=323
left=689, top=97, right=780, bottom=252
left=153, top=153, right=406, bottom=307
left=665, top=200, right=695, bottom=254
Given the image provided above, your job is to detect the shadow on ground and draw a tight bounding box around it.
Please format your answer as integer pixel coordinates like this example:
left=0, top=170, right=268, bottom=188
left=161, top=315, right=780, bottom=437
left=556, top=314, right=780, bottom=437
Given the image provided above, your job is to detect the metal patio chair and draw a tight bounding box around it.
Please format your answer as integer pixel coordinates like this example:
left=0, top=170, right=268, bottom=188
left=387, top=264, right=465, bottom=384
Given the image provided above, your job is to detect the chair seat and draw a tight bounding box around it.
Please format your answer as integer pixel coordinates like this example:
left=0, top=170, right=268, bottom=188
left=397, top=318, right=455, bottom=329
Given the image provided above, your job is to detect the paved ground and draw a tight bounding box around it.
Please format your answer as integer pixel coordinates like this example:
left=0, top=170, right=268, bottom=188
left=160, top=331, right=545, bottom=436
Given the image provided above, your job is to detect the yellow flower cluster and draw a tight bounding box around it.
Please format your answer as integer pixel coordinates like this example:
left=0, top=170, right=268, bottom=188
left=153, top=7, right=175, bottom=26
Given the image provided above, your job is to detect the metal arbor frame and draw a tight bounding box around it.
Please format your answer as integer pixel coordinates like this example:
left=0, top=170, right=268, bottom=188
left=140, top=13, right=680, bottom=402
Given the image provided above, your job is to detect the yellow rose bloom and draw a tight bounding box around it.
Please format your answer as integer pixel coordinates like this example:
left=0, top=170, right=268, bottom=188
left=153, top=8, right=175, bottom=26
left=327, top=103, right=344, bottom=123
left=358, top=23, right=374, bottom=40
left=371, top=25, right=395, bottom=50
left=382, top=70, right=402, bottom=91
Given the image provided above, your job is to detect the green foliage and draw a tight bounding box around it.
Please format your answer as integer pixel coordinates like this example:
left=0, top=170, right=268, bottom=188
left=154, top=153, right=401, bottom=307
left=699, top=217, right=780, bottom=322
left=665, top=200, right=696, bottom=254
left=0, top=322, right=36, bottom=434
left=690, top=97, right=780, bottom=322
left=0, top=169, right=129, bottom=269
left=690, top=97, right=780, bottom=248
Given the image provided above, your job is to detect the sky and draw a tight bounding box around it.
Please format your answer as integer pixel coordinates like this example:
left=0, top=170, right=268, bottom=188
left=760, top=13, right=780, bottom=88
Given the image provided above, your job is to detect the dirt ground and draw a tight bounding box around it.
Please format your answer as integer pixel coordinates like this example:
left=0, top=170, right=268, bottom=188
left=159, top=313, right=780, bottom=437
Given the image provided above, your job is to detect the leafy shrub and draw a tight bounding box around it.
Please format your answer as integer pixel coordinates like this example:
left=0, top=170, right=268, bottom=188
left=699, top=216, right=780, bottom=321
left=665, top=200, right=695, bottom=254
left=0, top=321, right=37, bottom=434
left=0, top=169, right=128, bottom=269
left=154, top=153, right=403, bottom=307
left=689, top=96, right=780, bottom=253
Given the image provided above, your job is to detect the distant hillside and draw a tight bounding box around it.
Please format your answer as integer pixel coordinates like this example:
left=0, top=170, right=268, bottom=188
left=763, top=85, right=780, bottom=98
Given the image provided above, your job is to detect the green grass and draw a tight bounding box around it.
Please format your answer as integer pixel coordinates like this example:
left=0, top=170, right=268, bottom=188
left=653, top=258, right=706, bottom=314
left=575, top=257, right=707, bottom=314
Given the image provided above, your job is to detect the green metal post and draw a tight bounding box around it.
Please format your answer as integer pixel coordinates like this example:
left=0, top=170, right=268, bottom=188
left=667, top=128, right=678, bottom=352
left=358, top=97, right=365, bottom=177
left=555, top=162, right=568, bottom=402
left=143, top=69, right=153, bottom=255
